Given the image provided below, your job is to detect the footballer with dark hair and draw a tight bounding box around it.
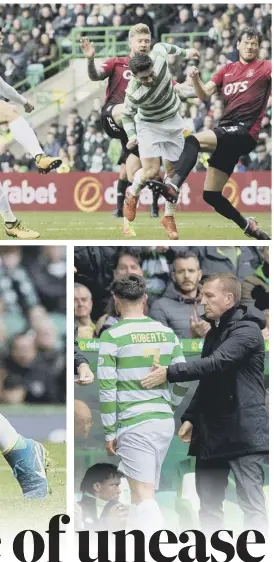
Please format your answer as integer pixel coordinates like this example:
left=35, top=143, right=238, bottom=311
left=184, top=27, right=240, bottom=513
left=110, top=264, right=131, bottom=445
left=148, top=26, right=271, bottom=240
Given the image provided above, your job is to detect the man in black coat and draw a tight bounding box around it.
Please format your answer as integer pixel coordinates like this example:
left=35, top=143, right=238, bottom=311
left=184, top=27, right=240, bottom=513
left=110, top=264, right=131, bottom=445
left=142, top=272, right=268, bottom=534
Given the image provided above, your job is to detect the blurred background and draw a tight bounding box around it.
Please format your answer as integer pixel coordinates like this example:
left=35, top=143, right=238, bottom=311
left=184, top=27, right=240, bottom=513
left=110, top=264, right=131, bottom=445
left=0, top=245, right=66, bottom=441
left=0, top=3, right=271, bottom=173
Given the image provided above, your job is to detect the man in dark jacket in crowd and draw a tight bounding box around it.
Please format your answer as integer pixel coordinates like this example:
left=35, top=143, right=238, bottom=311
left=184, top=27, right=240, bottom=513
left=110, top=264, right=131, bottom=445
left=149, top=251, right=210, bottom=338
left=142, top=272, right=268, bottom=534
left=189, top=246, right=262, bottom=281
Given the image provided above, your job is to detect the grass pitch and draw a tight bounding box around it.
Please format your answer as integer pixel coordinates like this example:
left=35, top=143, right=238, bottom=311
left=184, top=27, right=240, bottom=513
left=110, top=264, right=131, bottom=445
left=0, top=211, right=271, bottom=240
left=0, top=442, right=66, bottom=533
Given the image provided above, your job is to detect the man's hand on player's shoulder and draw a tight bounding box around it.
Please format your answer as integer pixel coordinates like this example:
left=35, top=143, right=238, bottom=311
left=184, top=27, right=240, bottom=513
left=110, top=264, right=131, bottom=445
left=141, top=363, right=167, bottom=388
left=80, top=37, right=95, bottom=59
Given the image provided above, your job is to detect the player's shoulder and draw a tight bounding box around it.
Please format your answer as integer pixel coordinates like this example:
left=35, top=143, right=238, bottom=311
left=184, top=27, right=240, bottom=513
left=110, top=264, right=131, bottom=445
left=261, top=59, right=272, bottom=75
left=114, top=56, right=130, bottom=67
left=148, top=317, right=177, bottom=336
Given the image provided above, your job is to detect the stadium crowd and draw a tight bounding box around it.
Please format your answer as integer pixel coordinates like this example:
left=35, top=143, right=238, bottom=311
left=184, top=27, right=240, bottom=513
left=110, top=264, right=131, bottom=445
left=74, top=245, right=269, bottom=340
left=0, top=246, right=66, bottom=405
left=0, top=4, right=272, bottom=172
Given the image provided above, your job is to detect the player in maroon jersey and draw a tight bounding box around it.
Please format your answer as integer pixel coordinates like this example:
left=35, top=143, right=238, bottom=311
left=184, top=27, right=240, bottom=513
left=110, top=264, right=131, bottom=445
left=148, top=26, right=271, bottom=240
left=81, top=24, right=156, bottom=218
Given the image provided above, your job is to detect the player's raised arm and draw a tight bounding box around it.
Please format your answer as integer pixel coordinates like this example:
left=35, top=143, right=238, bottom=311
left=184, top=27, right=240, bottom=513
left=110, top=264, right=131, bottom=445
left=187, top=67, right=217, bottom=101
left=152, top=42, right=200, bottom=61
left=174, top=82, right=198, bottom=100
left=80, top=37, right=113, bottom=81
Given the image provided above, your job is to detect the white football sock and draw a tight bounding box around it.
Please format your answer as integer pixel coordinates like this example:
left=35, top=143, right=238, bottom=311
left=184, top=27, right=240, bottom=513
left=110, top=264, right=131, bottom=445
left=128, top=169, right=145, bottom=197
left=164, top=201, right=177, bottom=217
left=9, top=116, right=44, bottom=159
left=0, top=184, right=16, bottom=223
left=126, top=504, right=138, bottom=531
left=135, top=498, right=164, bottom=536
left=0, top=414, right=19, bottom=453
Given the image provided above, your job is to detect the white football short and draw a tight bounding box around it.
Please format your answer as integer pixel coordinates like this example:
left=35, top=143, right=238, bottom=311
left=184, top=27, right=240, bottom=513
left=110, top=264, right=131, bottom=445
left=136, top=114, right=185, bottom=161
left=116, top=418, right=175, bottom=489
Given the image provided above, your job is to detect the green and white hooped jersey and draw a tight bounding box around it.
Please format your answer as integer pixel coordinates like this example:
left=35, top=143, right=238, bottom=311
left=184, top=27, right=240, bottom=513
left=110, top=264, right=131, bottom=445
left=97, top=316, right=187, bottom=441
left=122, top=42, right=186, bottom=141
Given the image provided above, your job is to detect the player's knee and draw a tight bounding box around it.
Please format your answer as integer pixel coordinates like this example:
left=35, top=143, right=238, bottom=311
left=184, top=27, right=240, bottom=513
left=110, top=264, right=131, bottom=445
left=186, top=134, right=201, bottom=150
left=143, top=166, right=160, bottom=181
left=203, top=190, right=222, bottom=209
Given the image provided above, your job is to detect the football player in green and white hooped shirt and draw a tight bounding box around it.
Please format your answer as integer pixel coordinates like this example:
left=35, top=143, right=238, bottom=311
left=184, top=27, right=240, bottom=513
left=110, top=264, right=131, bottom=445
left=97, top=274, right=188, bottom=536
left=121, top=43, right=200, bottom=240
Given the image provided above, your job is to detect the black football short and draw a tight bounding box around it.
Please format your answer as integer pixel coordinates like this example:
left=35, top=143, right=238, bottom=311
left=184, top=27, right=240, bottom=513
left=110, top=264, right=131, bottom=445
left=208, top=125, right=257, bottom=177
left=101, top=104, right=139, bottom=159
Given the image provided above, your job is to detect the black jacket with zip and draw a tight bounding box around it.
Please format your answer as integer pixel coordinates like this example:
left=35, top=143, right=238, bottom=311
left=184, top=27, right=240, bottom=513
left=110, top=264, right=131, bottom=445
left=167, top=305, right=268, bottom=460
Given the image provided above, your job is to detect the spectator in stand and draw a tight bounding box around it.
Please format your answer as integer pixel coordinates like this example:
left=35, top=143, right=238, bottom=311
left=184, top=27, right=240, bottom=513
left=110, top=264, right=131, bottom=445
left=39, top=5, right=54, bottom=31
left=129, top=5, right=154, bottom=36
left=249, top=143, right=271, bottom=171
left=189, top=247, right=262, bottom=281
left=26, top=246, right=66, bottom=317
left=95, top=249, right=143, bottom=336
left=169, top=8, right=194, bottom=35
left=1, top=330, right=63, bottom=404
left=195, top=11, right=208, bottom=34
left=67, top=145, right=85, bottom=171
left=52, top=5, right=74, bottom=37
left=11, top=40, right=28, bottom=69
left=18, top=8, right=34, bottom=32
left=0, top=247, right=42, bottom=337
left=74, top=284, right=95, bottom=339
left=0, top=145, right=15, bottom=172
left=43, top=132, right=61, bottom=158
left=36, top=34, right=57, bottom=71
left=34, top=318, right=66, bottom=402
left=241, top=247, right=269, bottom=313
left=88, top=147, right=112, bottom=173
left=25, top=28, right=41, bottom=62
left=150, top=252, right=210, bottom=339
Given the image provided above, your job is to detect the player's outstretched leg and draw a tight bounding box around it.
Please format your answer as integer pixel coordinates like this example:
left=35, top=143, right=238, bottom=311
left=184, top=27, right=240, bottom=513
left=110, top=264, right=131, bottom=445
left=5, top=105, right=61, bottom=174
left=0, top=184, right=40, bottom=239
left=0, top=414, right=48, bottom=498
left=203, top=192, right=271, bottom=240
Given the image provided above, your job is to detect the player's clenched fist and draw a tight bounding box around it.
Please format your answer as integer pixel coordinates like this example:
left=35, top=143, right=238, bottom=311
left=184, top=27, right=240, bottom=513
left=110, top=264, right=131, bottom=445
left=80, top=37, right=95, bottom=59
left=24, top=102, right=35, bottom=113
left=186, top=48, right=200, bottom=60
left=188, top=66, right=200, bottom=80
